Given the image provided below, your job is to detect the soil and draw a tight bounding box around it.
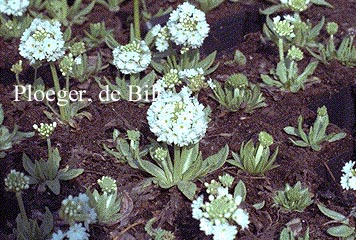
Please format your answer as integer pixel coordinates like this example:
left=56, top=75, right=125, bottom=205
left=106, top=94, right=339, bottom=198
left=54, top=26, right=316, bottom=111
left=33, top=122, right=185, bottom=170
left=1, top=0, right=356, bottom=239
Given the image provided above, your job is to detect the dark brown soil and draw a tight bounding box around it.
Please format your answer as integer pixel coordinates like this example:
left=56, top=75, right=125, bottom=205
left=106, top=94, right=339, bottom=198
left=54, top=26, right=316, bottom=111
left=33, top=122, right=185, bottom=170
left=1, top=0, right=356, bottom=239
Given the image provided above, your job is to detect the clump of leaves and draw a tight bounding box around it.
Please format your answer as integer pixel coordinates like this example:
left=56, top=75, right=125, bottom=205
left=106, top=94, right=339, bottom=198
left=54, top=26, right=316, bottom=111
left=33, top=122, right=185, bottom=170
left=208, top=73, right=267, bottom=113
left=83, top=21, right=118, bottom=49
left=280, top=227, right=310, bottom=240
left=0, top=14, right=32, bottom=40
left=145, top=217, right=175, bottom=240
left=103, top=129, right=149, bottom=165
left=87, top=176, right=123, bottom=225
left=318, top=203, right=356, bottom=239
left=260, top=0, right=332, bottom=16
left=96, top=0, right=126, bottom=12
left=195, top=0, right=224, bottom=13
left=0, top=104, right=34, bottom=158
left=284, top=106, right=346, bottom=151
left=228, top=131, right=279, bottom=175
left=224, top=49, right=247, bottom=66
left=22, top=148, right=84, bottom=195
left=273, top=181, right=313, bottom=212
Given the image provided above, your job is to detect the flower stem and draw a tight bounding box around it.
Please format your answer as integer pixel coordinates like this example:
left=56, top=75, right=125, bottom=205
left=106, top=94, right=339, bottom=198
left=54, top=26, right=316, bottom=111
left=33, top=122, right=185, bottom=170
left=15, top=73, right=21, bottom=86
left=47, top=138, right=52, bottom=156
left=49, top=62, right=66, bottom=120
left=133, top=0, right=141, bottom=40
left=16, top=192, right=28, bottom=224
left=278, top=38, right=284, bottom=63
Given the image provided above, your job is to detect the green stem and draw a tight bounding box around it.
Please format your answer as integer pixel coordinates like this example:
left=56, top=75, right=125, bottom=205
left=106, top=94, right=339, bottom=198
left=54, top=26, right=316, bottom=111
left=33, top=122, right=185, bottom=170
left=47, top=138, right=52, bottom=156
left=15, top=74, right=20, bottom=86
left=49, top=62, right=66, bottom=120
left=278, top=38, right=284, bottom=63
left=133, top=0, right=141, bottom=40
left=65, top=76, right=70, bottom=92
left=16, top=192, right=28, bottom=224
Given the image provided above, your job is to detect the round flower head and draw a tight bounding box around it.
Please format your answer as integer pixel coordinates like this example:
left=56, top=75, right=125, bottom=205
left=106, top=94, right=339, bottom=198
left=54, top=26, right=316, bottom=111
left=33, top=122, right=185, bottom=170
left=273, top=16, right=295, bottom=39
left=4, top=170, right=29, bottom=192
left=147, top=87, right=208, bottom=146
left=326, top=22, right=338, bottom=36
left=33, top=122, right=57, bottom=138
left=340, top=161, right=356, bottom=190
left=0, top=0, right=29, bottom=16
left=19, top=18, right=65, bottom=64
left=283, top=0, right=310, bottom=12
left=66, top=223, right=89, bottom=240
left=152, top=24, right=170, bottom=52
left=287, top=46, right=304, bottom=61
left=167, top=2, right=209, bottom=50
left=112, top=40, right=151, bottom=74
left=97, top=176, right=117, bottom=194
left=179, top=68, right=207, bottom=92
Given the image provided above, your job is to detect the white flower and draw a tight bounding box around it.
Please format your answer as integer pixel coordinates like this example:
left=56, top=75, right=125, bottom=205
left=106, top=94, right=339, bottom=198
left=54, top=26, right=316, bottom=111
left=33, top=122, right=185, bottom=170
left=179, top=68, right=207, bottom=92
left=152, top=24, right=170, bottom=52
left=283, top=0, right=310, bottom=12
left=342, top=161, right=355, bottom=174
left=349, top=176, right=356, bottom=190
left=167, top=2, right=209, bottom=50
left=66, top=223, right=89, bottom=240
left=340, top=161, right=356, bottom=190
left=272, top=16, right=295, bottom=39
left=192, top=195, right=204, bottom=219
left=19, top=18, right=65, bottom=64
left=232, top=208, right=250, bottom=230
left=212, top=223, right=237, bottom=240
left=0, top=0, right=29, bottom=16
left=51, top=230, right=66, bottom=240
left=112, top=40, right=151, bottom=74
left=200, top=218, right=214, bottom=235
left=147, top=87, right=208, bottom=146
left=207, top=79, right=216, bottom=89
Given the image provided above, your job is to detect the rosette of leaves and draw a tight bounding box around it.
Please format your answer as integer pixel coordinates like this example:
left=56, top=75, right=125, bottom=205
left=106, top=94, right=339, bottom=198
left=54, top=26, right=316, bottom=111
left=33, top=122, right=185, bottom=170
left=284, top=106, right=346, bottom=151
left=0, top=104, right=34, bottom=158
left=15, top=207, right=53, bottom=240
left=44, top=0, right=95, bottom=27
left=145, top=217, right=175, bottom=240
left=87, top=179, right=123, bottom=225
left=96, top=0, right=126, bottom=12
left=22, top=148, right=84, bottom=195
left=83, top=21, right=117, bottom=49
left=0, top=14, right=33, bottom=40
left=209, top=73, right=266, bottom=113
left=103, top=129, right=149, bottom=165
left=263, top=14, right=324, bottom=49
left=273, top=181, right=313, bottom=212
left=228, top=131, right=279, bottom=175
left=279, top=227, right=310, bottom=240
left=133, top=142, right=229, bottom=200
left=70, top=53, right=108, bottom=83
left=317, top=203, right=356, bottom=239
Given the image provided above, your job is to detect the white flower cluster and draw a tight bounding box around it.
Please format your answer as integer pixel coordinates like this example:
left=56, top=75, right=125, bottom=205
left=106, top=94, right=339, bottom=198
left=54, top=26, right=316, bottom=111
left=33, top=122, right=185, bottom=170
left=4, top=170, right=29, bottom=192
left=340, top=161, right=356, bottom=190
left=147, top=87, right=208, bottom=146
left=112, top=40, right=151, bottom=75
left=60, top=193, right=97, bottom=229
left=280, top=0, right=310, bottom=12
left=19, top=18, right=65, bottom=64
left=272, top=16, right=295, bottom=39
left=0, top=0, right=29, bottom=16
left=51, top=223, right=89, bottom=240
left=166, top=2, right=209, bottom=51
left=33, top=122, right=57, bottom=138
left=192, top=176, right=250, bottom=240
left=151, top=24, right=170, bottom=52
left=179, top=68, right=207, bottom=92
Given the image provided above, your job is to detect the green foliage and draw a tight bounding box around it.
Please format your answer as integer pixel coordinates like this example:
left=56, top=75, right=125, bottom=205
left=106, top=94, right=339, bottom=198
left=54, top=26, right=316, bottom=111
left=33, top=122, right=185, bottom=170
left=44, top=0, right=95, bottom=27
left=284, top=106, right=346, bottom=151
left=14, top=207, right=53, bottom=240
left=228, top=131, right=279, bottom=175
left=260, top=0, right=332, bottom=15
left=103, top=129, right=149, bottom=164
left=87, top=179, right=123, bottom=225
left=0, top=104, right=34, bottom=158
left=145, top=217, right=175, bottom=240
left=195, top=0, right=224, bottom=13
left=96, top=0, right=126, bottom=12
left=224, top=49, right=247, bottom=66
left=0, top=14, right=33, bottom=40
left=273, top=181, right=313, bottom=212
left=263, top=14, right=324, bottom=49
left=133, top=143, right=229, bottom=200
left=318, top=203, right=356, bottom=239
left=71, top=53, right=108, bottom=83
left=83, top=21, right=118, bottom=49
left=279, top=227, right=310, bottom=240
left=22, top=148, right=84, bottom=195
left=209, top=73, right=266, bottom=113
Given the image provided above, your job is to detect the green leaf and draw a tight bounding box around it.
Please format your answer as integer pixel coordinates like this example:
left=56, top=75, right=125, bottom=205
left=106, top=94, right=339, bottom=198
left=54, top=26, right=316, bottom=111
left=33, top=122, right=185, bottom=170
left=253, top=201, right=265, bottom=210
left=327, top=225, right=355, bottom=238
left=45, top=178, right=61, bottom=195
left=259, top=4, right=284, bottom=15
left=283, top=126, right=299, bottom=137
left=311, top=0, right=333, bottom=8
left=327, top=132, right=346, bottom=142
left=177, top=181, right=196, bottom=200
left=290, top=139, right=309, bottom=147
left=0, top=104, right=4, bottom=125
left=40, top=207, right=53, bottom=236
left=317, top=204, right=349, bottom=224
left=234, top=180, right=247, bottom=201
left=58, top=168, right=84, bottom=180
left=22, top=153, right=35, bottom=176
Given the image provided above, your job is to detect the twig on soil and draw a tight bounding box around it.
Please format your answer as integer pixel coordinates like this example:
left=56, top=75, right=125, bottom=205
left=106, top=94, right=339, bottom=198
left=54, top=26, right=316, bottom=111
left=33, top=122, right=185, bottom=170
left=112, top=220, right=145, bottom=240
left=323, top=161, right=336, bottom=182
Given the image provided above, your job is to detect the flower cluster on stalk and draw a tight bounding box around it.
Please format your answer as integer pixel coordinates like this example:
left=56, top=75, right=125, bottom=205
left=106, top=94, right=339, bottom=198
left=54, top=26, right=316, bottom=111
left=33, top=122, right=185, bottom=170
left=51, top=223, right=89, bottom=240
left=147, top=87, right=208, bottom=147
left=0, top=0, right=29, bottom=16
left=280, top=0, right=310, bottom=12
left=33, top=122, right=57, bottom=138
left=340, top=161, right=356, bottom=190
left=179, top=68, right=207, bottom=92
left=4, top=170, right=29, bottom=192
left=19, top=18, right=65, bottom=64
left=192, top=174, right=249, bottom=240
left=272, top=16, right=295, bottom=39
left=112, top=39, right=151, bottom=75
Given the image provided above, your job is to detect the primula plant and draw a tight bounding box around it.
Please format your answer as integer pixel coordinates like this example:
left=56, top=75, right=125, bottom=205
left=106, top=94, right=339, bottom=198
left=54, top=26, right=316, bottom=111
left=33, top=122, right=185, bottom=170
left=228, top=131, right=279, bottom=175
left=208, top=73, right=267, bottom=113
left=145, top=217, right=176, bottom=240
left=0, top=104, right=34, bottom=158
left=340, top=161, right=356, bottom=191
left=273, top=181, right=313, bottom=212
left=279, top=226, right=310, bottom=240
left=284, top=106, right=346, bottom=151
left=191, top=174, right=250, bottom=240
